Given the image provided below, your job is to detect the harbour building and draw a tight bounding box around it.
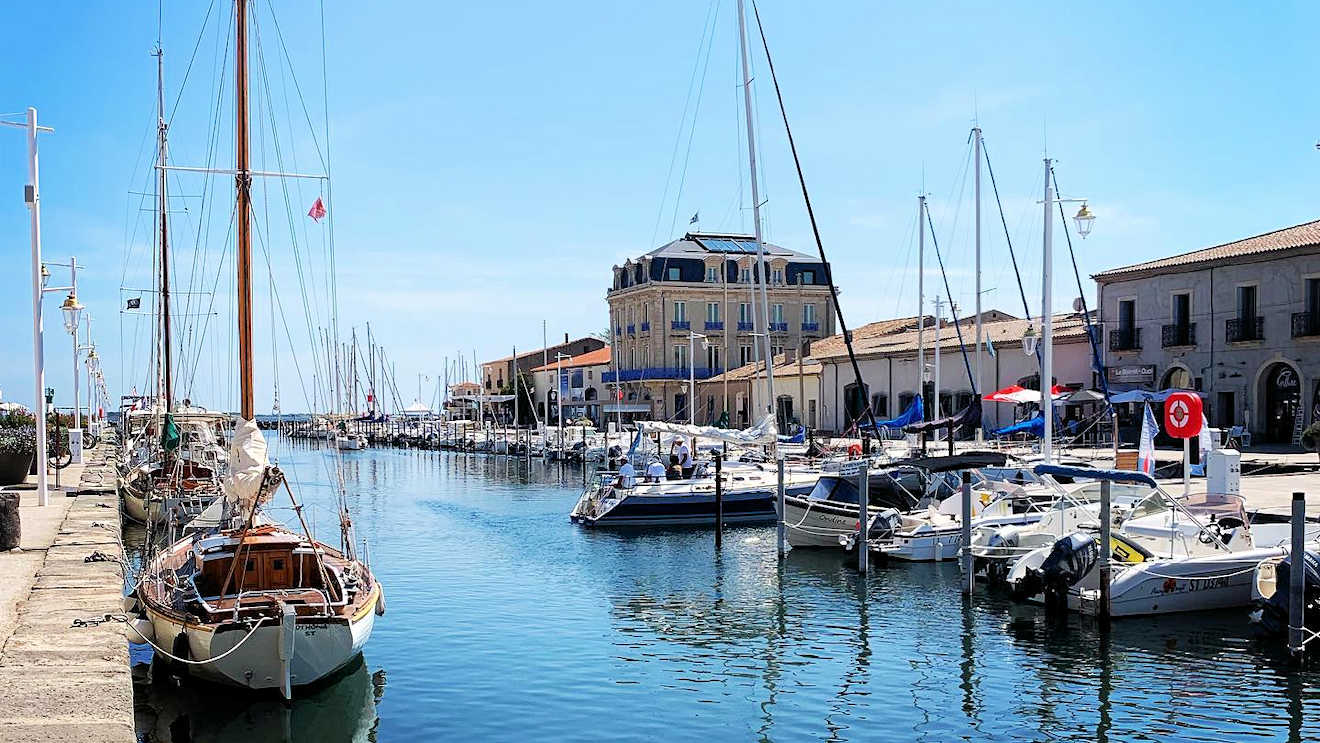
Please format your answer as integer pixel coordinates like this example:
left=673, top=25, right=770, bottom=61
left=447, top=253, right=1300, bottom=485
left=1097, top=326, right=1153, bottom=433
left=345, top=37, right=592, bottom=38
left=1095, top=218, right=1320, bottom=444
left=604, top=232, right=835, bottom=423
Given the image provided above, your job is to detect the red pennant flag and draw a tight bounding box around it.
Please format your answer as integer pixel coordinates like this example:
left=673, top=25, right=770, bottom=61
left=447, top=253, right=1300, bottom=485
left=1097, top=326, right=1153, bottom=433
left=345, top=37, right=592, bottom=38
left=307, top=197, right=327, bottom=222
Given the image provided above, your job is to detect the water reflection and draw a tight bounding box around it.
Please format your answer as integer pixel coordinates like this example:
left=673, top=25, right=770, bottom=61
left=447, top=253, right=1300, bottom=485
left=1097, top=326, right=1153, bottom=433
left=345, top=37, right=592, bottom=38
left=134, top=656, right=384, bottom=742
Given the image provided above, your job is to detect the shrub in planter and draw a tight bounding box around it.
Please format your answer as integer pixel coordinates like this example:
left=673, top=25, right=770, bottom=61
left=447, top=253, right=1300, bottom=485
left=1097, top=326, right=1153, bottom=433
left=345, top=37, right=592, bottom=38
left=0, top=411, right=36, bottom=486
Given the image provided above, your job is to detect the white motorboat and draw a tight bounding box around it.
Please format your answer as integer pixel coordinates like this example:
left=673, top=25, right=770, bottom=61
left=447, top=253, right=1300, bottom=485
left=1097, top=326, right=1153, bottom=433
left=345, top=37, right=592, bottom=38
left=1006, top=464, right=1304, bottom=617
left=335, top=432, right=367, bottom=450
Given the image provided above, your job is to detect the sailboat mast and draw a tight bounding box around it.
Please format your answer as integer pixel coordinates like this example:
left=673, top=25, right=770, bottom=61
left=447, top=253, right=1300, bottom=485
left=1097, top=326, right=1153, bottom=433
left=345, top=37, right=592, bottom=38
left=736, top=0, right=775, bottom=417
left=916, top=195, right=925, bottom=418
left=973, top=126, right=983, bottom=437
left=235, top=0, right=255, bottom=421
left=155, top=46, right=174, bottom=414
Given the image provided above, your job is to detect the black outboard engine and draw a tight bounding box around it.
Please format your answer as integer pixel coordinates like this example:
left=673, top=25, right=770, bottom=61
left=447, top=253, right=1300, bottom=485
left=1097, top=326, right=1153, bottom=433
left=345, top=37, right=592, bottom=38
left=1253, top=550, right=1320, bottom=638
left=1013, top=533, right=1098, bottom=613
left=606, top=445, right=624, bottom=470
left=866, top=508, right=903, bottom=541
left=979, top=529, right=1021, bottom=584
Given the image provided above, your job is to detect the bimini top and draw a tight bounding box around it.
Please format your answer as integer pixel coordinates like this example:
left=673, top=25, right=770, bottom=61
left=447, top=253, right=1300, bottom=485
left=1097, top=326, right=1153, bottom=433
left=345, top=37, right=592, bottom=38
left=900, top=451, right=1007, bottom=473
left=1033, top=463, right=1157, bottom=488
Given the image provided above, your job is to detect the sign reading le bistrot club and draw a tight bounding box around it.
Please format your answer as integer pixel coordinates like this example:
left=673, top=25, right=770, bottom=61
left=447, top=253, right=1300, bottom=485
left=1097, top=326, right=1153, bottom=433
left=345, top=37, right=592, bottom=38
left=1107, top=364, right=1156, bottom=385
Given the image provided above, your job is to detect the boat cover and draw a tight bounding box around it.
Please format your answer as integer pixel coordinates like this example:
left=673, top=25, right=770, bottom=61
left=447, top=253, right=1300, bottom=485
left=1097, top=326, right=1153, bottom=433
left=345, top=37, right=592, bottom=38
left=638, top=414, right=778, bottom=445
left=992, top=413, right=1044, bottom=438
left=905, top=398, right=981, bottom=434
left=901, top=451, right=1007, bottom=472
left=223, top=418, right=272, bottom=513
left=1032, top=463, right=1156, bottom=487
left=859, top=396, right=923, bottom=430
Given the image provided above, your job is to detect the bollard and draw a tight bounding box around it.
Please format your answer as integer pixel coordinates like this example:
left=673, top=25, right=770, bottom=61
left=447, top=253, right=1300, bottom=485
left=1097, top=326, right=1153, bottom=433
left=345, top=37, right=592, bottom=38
left=1290, top=491, right=1306, bottom=659
left=857, top=461, right=869, bottom=574
left=960, top=472, right=972, bottom=594
left=714, top=452, right=724, bottom=550
left=1099, top=479, right=1112, bottom=625
left=776, top=452, right=786, bottom=560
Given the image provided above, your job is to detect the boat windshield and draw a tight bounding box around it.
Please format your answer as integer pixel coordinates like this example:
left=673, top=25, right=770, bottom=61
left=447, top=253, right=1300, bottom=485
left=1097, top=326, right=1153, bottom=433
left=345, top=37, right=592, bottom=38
left=808, top=476, right=860, bottom=504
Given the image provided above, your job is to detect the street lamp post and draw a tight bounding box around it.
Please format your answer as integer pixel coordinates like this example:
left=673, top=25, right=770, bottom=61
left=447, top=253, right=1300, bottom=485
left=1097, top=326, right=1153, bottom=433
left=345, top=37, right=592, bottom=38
left=555, top=352, right=571, bottom=448
left=60, top=279, right=83, bottom=464
left=687, top=331, right=708, bottom=426
left=2, top=108, right=54, bottom=505
left=1038, top=157, right=1095, bottom=463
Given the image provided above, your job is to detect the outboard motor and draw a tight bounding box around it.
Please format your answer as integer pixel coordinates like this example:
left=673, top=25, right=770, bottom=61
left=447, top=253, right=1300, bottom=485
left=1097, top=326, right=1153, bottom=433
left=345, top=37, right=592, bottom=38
left=979, top=529, right=1021, bottom=584
left=1013, top=532, right=1098, bottom=613
left=1254, top=550, right=1320, bottom=638
left=866, top=508, right=903, bottom=541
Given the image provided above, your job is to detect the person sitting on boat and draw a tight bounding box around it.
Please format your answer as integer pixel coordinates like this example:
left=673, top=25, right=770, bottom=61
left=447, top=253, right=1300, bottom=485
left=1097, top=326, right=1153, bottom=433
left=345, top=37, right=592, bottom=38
left=666, top=455, right=683, bottom=481
left=615, top=460, right=636, bottom=489
left=645, top=459, right=666, bottom=483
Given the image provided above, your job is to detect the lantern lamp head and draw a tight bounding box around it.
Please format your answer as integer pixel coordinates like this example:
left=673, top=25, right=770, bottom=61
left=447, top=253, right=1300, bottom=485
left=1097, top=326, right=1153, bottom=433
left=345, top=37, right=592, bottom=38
left=1073, top=202, right=1095, bottom=239
left=60, top=292, right=83, bottom=334
left=1022, top=324, right=1039, bottom=356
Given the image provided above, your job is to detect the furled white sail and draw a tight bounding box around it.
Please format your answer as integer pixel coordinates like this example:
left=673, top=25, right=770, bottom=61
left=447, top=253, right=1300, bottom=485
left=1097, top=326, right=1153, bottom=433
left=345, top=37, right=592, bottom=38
left=222, top=417, right=272, bottom=513
left=638, top=414, right=778, bottom=445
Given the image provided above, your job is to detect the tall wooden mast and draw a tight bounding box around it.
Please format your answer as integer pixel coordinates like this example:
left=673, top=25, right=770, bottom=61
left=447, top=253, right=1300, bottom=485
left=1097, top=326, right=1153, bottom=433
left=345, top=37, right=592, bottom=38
left=235, top=0, right=255, bottom=420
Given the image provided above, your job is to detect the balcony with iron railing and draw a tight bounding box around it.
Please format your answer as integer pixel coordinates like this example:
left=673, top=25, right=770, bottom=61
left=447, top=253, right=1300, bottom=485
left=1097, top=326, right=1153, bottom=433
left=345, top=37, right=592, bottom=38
left=626, top=324, right=636, bottom=336
left=1161, top=322, right=1196, bottom=348
left=640, top=321, right=650, bottom=333
left=769, top=322, right=789, bottom=332
left=737, top=321, right=755, bottom=331
left=602, top=366, right=723, bottom=383
left=1108, top=327, right=1141, bottom=351
left=671, top=320, right=690, bottom=331
left=1292, top=312, right=1320, bottom=338
left=704, top=321, right=723, bottom=331
left=1225, top=316, right=1264, bottom=343
left=801, top=322, right=819, bottom=332
left=615, top=326, right=622, bottom=337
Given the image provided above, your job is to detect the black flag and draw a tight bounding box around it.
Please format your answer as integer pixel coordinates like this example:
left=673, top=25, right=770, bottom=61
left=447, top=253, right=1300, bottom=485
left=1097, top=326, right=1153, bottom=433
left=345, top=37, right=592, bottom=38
left=126, top=297, right=141, bottom=310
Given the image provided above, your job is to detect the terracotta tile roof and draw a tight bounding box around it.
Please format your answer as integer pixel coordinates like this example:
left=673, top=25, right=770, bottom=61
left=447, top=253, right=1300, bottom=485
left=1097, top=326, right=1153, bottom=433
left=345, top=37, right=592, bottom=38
left=811, top=312, right=1091, bottom=361
left=703, top=350, right=824, bottom=384
left=530, top=346, right=612, bottom=372
left=1093, top=218, right=1320, bottom=280
left=485, top=336, right=604, bottom=365
left=807, top=315, right=929, bottom=358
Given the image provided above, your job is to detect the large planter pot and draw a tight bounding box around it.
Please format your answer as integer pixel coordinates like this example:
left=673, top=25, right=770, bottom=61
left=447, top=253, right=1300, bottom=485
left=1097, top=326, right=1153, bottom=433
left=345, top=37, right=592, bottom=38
left=0, top=451, right=34, bottom=486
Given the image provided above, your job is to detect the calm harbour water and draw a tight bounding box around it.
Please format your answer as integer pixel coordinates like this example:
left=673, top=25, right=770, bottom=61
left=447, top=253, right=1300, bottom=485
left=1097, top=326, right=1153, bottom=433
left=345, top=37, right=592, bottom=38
left=130, top=434, right=1320, bottom=742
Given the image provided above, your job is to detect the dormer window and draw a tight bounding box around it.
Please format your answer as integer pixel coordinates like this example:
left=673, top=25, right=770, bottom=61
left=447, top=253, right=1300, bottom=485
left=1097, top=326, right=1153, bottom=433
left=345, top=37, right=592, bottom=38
left=739, top=266, right=752, bottom=283
left=772, top=267, right=784, bottom=285
left=667, top=267, right=681, bottom=281
left=705, top=266, right=719, bottom=283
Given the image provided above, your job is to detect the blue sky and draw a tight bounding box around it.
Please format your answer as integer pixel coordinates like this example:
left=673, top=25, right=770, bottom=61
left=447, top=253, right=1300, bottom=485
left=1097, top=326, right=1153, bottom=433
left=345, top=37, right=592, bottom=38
left=2, top=0, right=1318, bottom=412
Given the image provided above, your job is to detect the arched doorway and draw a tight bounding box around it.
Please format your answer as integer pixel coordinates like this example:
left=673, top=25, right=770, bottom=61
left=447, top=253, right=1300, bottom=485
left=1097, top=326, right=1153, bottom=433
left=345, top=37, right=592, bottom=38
left=1161, top=365, right=1191, bottom=390
left=843, top=382, right=869, bottom=429
left=1260, top=362, right=1301, bottom=443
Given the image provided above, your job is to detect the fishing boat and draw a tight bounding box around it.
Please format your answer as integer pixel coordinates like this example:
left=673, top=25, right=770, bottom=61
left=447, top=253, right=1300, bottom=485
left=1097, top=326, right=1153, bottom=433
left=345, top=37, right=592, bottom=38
left=133, top=0, right=382, bottom=697
left=780, top=452, right=1005, bottom=549
left=1006, top=465, right=1306, bottom=617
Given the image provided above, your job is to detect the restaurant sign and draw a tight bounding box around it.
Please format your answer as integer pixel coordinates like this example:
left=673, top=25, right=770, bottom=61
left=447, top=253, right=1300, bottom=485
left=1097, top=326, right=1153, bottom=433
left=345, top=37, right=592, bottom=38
left=1107, top=364, right=1156, bottom=385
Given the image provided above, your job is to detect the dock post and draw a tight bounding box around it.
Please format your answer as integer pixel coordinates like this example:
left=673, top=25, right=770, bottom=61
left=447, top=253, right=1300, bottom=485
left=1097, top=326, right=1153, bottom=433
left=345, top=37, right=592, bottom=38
left=776, top=451, right=786, bottom=560
left=1290, top=491, right=1306, bottom=659
left=1099, top=479, right=1112, bottom=625
left=960, top=471, right=972, bottom=594
left=857, top=461, right=869, bottom=574
left=714, top=452, right=724, bottom=550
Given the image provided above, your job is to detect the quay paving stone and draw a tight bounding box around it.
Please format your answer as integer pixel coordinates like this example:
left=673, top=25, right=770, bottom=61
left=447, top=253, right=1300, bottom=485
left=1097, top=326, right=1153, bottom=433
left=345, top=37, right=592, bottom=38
left=0, top=448, right=133, bottom=742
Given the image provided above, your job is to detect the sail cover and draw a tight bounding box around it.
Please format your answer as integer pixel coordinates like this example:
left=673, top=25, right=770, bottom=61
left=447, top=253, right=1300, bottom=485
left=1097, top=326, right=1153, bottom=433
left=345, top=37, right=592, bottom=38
left=992, top=413, right=1044, bottom=438
left=638, top=414, right=778, bottom=445
left=905, top=399, right=982, bottom=434
left=223, top=418, right=272, bottom=514
left=860, top=396, right=923, bottom=430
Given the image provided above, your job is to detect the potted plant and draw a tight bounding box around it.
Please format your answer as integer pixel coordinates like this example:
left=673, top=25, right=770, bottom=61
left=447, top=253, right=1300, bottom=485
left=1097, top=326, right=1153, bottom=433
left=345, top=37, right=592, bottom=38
left=1302, top=422, right=1320, bottom=464
left=0, top=410, right=37, bottom=486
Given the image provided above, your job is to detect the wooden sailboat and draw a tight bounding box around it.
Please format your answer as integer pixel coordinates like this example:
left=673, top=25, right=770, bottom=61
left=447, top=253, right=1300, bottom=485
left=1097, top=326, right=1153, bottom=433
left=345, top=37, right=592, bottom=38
left=119, top=43, right=227, bottom=526
left=135, top=0, right=383, bottom=698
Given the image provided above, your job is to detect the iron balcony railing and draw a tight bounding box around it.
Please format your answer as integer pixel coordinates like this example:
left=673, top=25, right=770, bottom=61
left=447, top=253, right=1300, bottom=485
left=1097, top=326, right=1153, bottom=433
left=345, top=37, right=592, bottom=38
left=640, top=322, right=650, bottom=332
left=602, top=366, right=723, bottom=382
left=802, top=322, right=819, bottom=332
left=1292, top=312, right=1320, bottom=338
left=1108, top=327, right=1141, bottom=351
left=737, top=321, right=755, bottom=331
left=671, top=320, right=691, bottom=330
left=626, top=324, right=636, bottom=336
left=770, top=322, right=789, bottom=332
left=615, top=326, right=622, bottom=336
left=1161, top=322, right=1196, bottom=347
left=704, top=321, right=723, bottom=331
left=1225, top=316, right=1263, bottom=343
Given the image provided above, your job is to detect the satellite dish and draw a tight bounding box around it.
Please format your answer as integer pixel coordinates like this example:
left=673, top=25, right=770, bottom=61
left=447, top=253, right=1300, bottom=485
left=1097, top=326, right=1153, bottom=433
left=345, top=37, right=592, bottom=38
left=1072, top=297, right=1085, bottom=313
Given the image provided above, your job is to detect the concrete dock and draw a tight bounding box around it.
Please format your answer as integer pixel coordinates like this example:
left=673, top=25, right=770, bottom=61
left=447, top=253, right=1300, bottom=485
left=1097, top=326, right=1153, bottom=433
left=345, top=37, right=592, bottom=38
left=0, top=445, right=134, bottom=743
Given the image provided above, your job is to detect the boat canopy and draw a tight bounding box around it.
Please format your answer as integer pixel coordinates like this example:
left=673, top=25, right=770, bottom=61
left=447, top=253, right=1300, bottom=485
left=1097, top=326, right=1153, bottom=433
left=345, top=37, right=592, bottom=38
left=1032, top=463, right=1157, bottom=488
left=905, top=399, right=982, bottom=434
left=901, top=451, right=1007, bottom=473
left=992, top=413, right=1044, bottom=438
left=1108, top=388, right=1204, bottom=404
left=638, top=414, right=778, bottom=445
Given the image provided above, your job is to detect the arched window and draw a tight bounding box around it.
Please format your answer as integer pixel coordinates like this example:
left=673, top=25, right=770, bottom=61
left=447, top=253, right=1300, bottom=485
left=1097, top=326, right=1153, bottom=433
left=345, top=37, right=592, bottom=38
left=843, top=382, right=869, bottom=427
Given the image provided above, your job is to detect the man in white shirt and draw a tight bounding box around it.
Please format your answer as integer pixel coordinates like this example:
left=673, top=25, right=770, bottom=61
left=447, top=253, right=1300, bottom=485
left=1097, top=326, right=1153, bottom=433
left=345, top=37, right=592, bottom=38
left=645, top=459, right=666, bottom=483
left=677, top=439, right=695, bottom=478
left=616, top=460, right=636, bottom=488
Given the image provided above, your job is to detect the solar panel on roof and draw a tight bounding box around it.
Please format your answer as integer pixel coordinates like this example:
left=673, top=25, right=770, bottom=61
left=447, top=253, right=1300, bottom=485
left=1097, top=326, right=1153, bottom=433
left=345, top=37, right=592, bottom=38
left=697, top=237, right=760, bottom=254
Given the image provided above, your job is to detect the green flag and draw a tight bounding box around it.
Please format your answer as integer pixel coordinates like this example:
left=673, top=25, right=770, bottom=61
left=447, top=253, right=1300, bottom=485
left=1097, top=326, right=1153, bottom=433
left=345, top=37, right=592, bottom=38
left=161, top=413, right=181, bottom=452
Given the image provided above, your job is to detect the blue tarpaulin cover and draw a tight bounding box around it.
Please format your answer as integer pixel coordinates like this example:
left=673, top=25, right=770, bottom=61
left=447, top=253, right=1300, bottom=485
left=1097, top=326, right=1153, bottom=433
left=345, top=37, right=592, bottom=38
left=861, top=396, right=923, bottom=430
left=992, top=413, right=1044, bottom=438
